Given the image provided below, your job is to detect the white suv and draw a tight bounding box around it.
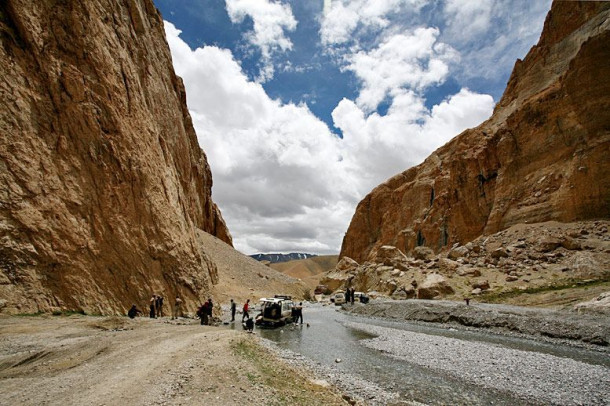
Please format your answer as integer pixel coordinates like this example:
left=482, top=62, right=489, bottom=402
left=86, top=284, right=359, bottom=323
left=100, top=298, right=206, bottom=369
left=333, top=292, right=346, bottom=305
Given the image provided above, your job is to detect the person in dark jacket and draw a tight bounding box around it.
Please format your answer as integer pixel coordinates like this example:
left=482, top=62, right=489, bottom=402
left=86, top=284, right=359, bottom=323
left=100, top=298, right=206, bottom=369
left=128, top=305, right=142, bottom=319
left=149, top=295, right=156, bottom=318
left=206, top=298, right=213, bottom=325
left=198, top=302, right=209, bottom=325
left=244, top=316, right=254, bottom=332
left=155, top=295, right=164, bottom=317
left=230, top=299, right=236, bottom=322
left=294, top=302, right=303, bottom=324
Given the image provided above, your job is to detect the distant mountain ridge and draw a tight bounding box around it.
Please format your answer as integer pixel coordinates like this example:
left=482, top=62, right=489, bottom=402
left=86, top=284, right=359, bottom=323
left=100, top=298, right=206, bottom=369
left=250, top=253, right=318, bottom=263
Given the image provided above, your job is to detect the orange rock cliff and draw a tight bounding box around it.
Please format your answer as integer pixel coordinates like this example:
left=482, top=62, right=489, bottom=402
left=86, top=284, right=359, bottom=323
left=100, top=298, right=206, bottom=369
left=340, top=1, right=610, bottom=263
left=0, top=0, right=233, bottom=314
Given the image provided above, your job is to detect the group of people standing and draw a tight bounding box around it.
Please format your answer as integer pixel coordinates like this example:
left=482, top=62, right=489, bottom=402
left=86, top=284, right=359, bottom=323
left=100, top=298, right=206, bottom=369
left=127, top=296, right=266, bottom=328
left=196, top=298, right=214, bottom=325
left=149, top=294, right=164, bottom=318
left=127, top=294, right=183, bottom=319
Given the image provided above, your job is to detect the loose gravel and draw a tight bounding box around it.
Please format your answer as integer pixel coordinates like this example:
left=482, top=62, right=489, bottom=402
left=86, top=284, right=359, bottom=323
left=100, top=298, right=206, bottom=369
left=342, top=321, right=610, bottom=406
left=259, top=338, right=415, bottom=406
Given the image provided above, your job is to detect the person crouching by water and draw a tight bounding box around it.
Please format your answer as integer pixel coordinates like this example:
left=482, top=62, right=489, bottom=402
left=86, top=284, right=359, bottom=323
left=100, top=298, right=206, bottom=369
left=128, top=304, right=142, bottom=319
left=244, top=316, right=254, bottom=333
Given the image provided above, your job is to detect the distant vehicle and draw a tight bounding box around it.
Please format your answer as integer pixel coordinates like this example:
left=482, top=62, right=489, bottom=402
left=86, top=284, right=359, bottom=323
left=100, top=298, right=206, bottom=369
left=354, top=292, right=370, bottom=304
left=255, top=295, right=295, bottom=328
left=333, top=291, right=346, bottom=305
left=314, top=285, right=331, bottom=295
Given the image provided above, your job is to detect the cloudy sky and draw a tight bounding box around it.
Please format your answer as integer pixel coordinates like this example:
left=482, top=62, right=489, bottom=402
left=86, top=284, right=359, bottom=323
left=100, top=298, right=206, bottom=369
left=154, top=0, right=552, bottom=255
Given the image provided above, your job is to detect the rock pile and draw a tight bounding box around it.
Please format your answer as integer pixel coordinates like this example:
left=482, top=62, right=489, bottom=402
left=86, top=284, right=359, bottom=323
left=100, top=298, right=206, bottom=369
left=322, top=221, right=609, bottom=300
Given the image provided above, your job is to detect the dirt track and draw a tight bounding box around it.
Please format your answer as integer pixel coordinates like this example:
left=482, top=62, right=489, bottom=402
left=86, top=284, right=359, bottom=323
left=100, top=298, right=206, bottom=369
left=0, top=315, right=347, bottom=406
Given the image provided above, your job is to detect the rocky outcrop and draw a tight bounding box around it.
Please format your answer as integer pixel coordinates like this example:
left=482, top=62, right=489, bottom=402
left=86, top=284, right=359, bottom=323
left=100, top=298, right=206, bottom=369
left=325, top=220, right=609, bottom=301
left=340, top=2, right=610, bottom=263
left=0, top=0, right=232, bottom=314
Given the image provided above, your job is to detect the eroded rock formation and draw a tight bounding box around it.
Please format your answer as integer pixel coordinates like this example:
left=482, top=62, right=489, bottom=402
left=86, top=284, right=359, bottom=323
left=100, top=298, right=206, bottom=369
left=327, top=220, right=609, bottom=301
left=0, top=0, right=233, bottom=314
left=340, top=1, right=610, bottom=263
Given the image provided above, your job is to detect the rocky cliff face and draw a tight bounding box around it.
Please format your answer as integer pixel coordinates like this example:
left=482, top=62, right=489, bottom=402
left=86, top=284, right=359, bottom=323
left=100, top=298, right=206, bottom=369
left=341, top=1, right=610, bottom=263
left=0, top=0, right=232, bottom=314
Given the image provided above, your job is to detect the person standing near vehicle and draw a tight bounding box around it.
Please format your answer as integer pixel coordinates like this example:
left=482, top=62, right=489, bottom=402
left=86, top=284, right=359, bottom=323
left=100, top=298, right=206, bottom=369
left=230, top=299, right=236, bottom=322
left=295, top=302, right=303, bottom=324
left=242, top=299, right=250, bottom=321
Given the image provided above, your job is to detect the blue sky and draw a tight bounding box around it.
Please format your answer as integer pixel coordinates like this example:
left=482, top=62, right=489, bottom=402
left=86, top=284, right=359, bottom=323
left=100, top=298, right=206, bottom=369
left=154, top=0, right=552, bottom=255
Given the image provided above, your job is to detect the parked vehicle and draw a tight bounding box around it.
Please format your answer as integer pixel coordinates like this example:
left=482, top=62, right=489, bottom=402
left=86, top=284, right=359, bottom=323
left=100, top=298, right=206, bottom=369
left=354, top=292, right=370, bottom=303
left=255, top=295, right=295, bottom=328
left=333, top=291, right=346, bottom=305
left=314, top=285, right=331, bottom=295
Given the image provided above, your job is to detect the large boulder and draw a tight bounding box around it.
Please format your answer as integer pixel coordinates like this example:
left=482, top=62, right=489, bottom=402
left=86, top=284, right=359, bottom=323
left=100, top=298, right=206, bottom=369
left=370, top=246, right=408, bottom=267
left=417, top=273, right=454, bottom=299
left=336, top=257, right=359, bottom=273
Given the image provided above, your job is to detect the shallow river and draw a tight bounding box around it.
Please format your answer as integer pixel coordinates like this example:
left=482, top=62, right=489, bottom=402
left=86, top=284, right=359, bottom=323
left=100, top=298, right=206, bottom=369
left=247, top=304, right=608, bottom=406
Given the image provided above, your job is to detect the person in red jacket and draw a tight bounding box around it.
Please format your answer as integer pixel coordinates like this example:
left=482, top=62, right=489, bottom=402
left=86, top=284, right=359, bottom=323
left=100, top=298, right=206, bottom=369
left=242, top=299, right=250, bottom=321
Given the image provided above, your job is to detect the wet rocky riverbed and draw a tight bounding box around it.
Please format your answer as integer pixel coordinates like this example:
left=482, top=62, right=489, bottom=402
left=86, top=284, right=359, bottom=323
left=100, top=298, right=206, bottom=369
left=255, top=303, right=610, bottom=406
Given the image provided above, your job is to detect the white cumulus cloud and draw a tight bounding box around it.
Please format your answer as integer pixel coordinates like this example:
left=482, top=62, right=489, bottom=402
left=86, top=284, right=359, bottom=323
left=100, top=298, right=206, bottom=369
left=165, top=21, right=494, bottom=255
left=320, top=0, right=427, bottom=46
left=344, top=28, right=458, bottom=111
left=225, top=0, right=297, bottom=81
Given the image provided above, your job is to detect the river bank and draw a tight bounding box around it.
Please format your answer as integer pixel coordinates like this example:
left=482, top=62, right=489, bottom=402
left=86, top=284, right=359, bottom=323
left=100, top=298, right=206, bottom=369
left=2, top=302, right=609, bottom=406
left=343, top=299, right=610, bottom=347
left=0, top=315, right=349, bottom=406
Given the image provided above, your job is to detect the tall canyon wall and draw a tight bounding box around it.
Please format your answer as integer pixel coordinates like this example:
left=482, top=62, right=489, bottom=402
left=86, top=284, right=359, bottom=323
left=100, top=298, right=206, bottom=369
left=341, top=1, right=610, bottom=263
left=0, top=0, right=232, bottom=314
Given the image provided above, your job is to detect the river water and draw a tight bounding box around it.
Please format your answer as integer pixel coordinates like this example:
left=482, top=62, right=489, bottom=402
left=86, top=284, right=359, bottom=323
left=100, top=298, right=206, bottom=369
left=251, top=303, right=609, bottom=406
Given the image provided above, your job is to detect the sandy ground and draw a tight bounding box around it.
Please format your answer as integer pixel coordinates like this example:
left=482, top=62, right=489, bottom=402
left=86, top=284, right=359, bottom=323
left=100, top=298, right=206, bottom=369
left=0, top=315, right=348, bottom=406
